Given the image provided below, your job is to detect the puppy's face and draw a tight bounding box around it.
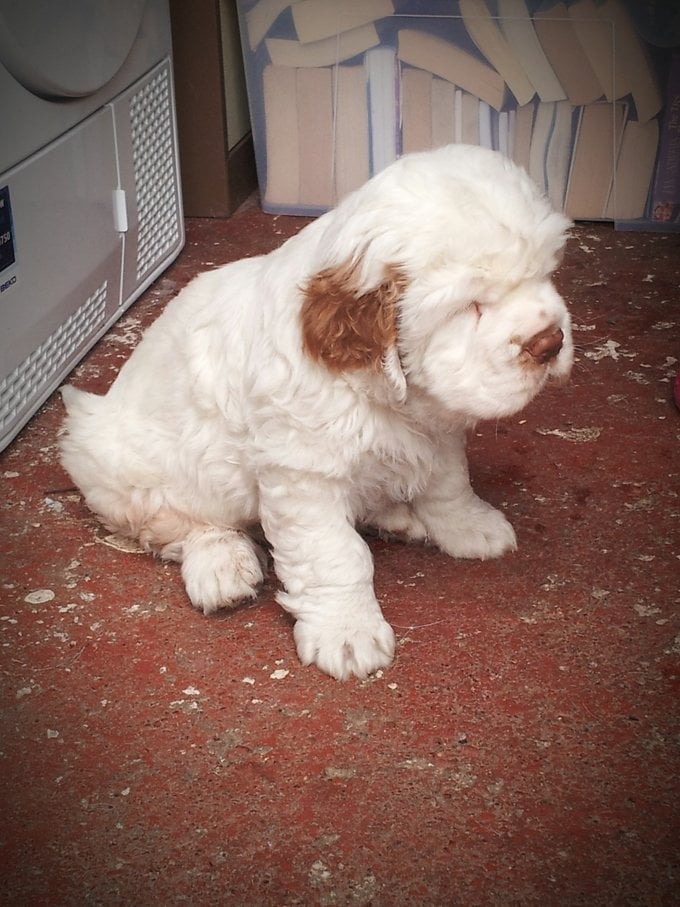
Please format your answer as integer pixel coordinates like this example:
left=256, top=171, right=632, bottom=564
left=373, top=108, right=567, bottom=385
left=397, top=269, right=573, bottom=420
left=300, top=145, right=573, bottom=422
left=302, top=262, right=572, bottom=422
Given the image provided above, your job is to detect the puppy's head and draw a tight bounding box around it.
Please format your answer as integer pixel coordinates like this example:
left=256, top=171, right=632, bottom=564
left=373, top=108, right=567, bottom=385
left=300, top=144, right=573, bottom=420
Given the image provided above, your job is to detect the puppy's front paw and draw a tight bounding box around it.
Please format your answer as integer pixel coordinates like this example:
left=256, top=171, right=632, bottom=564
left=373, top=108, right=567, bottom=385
left=181, top=530, right=264, bottom=614
left=292, top=610, right=395, bottom=680
left=421, top=500, right=517, bottom=560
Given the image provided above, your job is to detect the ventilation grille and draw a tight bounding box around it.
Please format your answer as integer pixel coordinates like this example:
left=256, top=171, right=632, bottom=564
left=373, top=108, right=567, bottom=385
left=0, top=282, right=107, bottom=432
left=130, top=64, right=180, bottom=282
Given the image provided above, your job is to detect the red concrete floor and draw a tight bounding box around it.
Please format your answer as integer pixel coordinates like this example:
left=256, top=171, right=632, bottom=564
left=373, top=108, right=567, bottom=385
left=1, top=197, right=678, bottom=905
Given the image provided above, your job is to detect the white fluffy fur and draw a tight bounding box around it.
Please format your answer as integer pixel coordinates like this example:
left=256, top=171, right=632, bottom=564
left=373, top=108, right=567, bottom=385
left=59, top=145, right=573, bottom=680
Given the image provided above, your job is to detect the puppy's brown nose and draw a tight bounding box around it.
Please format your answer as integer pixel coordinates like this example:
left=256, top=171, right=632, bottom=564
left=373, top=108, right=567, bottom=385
left=523, top=326, right=564, bottom=364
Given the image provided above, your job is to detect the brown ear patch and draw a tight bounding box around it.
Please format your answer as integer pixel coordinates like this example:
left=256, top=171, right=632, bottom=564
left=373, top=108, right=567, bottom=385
left=301, top=261, right=408, bottom=372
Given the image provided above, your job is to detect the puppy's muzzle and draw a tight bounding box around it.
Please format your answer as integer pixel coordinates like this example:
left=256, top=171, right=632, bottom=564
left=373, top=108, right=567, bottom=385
left=523, top=326, right=564, bottom=364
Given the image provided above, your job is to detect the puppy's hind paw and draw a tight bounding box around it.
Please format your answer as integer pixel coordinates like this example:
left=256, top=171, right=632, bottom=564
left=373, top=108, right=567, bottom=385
left=292, top=611, right=395, bottom=681
left=181, top=529, right=264, bottom=614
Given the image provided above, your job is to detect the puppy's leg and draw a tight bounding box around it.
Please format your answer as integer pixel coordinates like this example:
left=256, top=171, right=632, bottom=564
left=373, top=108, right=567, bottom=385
left=178, top=528, right=265, bottom=615
left=70, top=488, right=264, bottom=614
left=413, top=433, right=517, bottom=560
left=258, top=470, right=395, bottom=680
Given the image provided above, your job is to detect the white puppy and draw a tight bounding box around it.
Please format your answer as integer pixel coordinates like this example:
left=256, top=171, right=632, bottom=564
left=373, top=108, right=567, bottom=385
left=60, top=145, right=573, bottom=680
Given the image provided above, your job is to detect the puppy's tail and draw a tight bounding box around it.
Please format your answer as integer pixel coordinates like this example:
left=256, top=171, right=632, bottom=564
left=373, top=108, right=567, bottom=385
left=60, top=384, right=101, bottom=417
left=58, top=384, right=114, bottom=503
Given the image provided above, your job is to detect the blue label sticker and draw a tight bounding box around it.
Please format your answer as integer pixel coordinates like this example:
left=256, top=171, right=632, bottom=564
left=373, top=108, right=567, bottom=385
left=0, top=186, right=16, bottom=275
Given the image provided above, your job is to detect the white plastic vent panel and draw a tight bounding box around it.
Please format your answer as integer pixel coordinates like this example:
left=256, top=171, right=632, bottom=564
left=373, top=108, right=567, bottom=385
left=0, top=281, right=107, bottom=433
left=129, top=64, right=181, bottom=281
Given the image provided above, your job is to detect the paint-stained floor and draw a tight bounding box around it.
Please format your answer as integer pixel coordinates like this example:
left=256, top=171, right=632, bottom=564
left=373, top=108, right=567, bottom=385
left=1, top=199, right=679, bottom=905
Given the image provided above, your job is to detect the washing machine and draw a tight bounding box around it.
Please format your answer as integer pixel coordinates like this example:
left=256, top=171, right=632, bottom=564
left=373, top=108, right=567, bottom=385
left=0, top=0, right=184, bottom=451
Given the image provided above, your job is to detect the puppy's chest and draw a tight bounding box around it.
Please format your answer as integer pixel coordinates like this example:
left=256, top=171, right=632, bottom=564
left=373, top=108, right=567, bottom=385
left=351, top=434, right=435, bottom=509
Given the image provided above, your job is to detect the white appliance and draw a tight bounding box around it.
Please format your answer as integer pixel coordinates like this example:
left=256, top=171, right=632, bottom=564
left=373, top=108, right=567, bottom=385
left=0, top=0, right=184, bottom=451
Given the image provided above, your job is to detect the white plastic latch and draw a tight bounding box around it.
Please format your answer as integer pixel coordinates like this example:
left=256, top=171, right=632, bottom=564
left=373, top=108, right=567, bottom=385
left=112, top=188, right=128, bottom=233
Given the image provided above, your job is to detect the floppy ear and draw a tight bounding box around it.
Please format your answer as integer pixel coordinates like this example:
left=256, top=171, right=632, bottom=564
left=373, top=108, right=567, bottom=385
left=301, top=260, right=408, bottom=393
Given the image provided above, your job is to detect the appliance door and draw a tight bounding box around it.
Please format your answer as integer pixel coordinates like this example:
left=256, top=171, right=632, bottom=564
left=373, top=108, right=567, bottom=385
left=0, top=0, right=149, bottom=173
left=0, top=0, right=146, bottom=98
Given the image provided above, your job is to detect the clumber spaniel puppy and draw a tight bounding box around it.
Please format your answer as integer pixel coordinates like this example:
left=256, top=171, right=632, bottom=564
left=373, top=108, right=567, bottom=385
left=60, top=144, right=572, bottom=680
